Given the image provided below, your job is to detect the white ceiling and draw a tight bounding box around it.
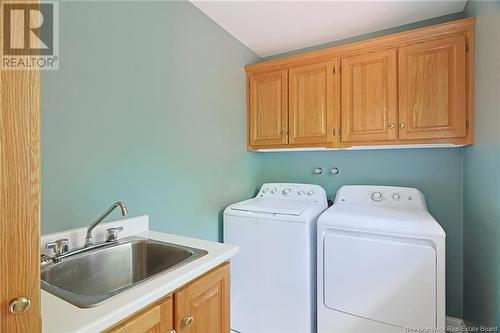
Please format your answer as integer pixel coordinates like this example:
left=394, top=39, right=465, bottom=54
left=191, top=1, right=467, bottom=58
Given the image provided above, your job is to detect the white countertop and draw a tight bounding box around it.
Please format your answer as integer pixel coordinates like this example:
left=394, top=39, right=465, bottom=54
left=41, top=218, right=238, bottom=333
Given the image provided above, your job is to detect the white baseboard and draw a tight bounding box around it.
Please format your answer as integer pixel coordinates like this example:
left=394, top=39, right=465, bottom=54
left=447, top=316, right=467, bottom=332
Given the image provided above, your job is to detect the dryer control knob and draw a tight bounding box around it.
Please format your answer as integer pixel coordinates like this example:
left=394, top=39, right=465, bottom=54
left=371, top=192, right=383, bottom=201
left=307, top=190, right=314, bottom=196
left=282, top=188, right=291, bottom=195
left=392, top=193, right=401, bottom=201
left=270, top=188, right=277, bottom=194
left=297, top=190, right=305, bottom=196
left=262, top=188, right=269, bottom=193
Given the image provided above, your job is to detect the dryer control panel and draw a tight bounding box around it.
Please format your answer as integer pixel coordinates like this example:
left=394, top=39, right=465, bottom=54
left=334, top=185, right=427, bottom=209
left=258, top=183, right=327, bottom=203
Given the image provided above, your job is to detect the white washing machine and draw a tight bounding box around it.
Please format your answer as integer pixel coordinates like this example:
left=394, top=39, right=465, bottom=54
left=317, top=185, right=446, bottom=333
left=224, top=183, right=328, bottom=333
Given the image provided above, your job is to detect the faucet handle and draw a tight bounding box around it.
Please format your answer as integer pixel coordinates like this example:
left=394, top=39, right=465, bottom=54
left=106, top=226, right=123, bottom=242
left=45, top=238, right=69, bottom=256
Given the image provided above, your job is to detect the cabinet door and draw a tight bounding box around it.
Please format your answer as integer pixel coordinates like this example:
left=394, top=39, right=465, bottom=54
left=399, top=35, right=466, bottom=139
left=248, top=70, right=288, bottom=147
left=289, top=60, right=338, bottom=145
left=103, top=295, right=173, bottom=333
left=175, top=263, right=230, bottom=333
left=341, top=49, right=398, bottom=142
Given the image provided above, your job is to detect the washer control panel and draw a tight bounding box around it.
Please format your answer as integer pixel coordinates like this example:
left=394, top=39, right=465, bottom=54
left=335, top=185, right=426, bottom=209
left=258, top=183, right=326, bottom=202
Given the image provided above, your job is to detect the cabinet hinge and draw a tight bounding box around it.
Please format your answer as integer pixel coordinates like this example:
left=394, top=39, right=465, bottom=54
left=466, top=119, right=470, bottom=129
left=465, top=43, right=469, bottom=53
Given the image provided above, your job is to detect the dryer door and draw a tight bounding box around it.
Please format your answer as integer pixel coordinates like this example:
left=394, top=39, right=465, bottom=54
left=323, top=229, right=436, bottom=329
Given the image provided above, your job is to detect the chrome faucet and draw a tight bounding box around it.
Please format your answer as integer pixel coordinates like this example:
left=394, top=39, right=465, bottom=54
left=43, top=238, right=70, bottom=263
left=85, top=202, right=127, bottom=247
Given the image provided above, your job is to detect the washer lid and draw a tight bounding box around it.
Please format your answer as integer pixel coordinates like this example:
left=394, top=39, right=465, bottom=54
left=230, top=198, right=314, bottom=216
left=318, top=205, right=445, bottom=237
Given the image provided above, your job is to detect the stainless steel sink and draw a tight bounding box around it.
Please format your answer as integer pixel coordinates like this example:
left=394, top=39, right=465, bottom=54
left=41, top=236, right=208, bottom=308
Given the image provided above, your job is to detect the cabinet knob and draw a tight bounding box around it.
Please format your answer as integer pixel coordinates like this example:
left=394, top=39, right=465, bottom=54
left=168, top=330, right=176, bottom=333
left=389, top=123, right=395, bottom=129
left=183, top=315, right=194, bottom=326
left=399, top=123, right=406, bottom=129
left=9, top=296, right=31, bottom=315
left=281, top=130, right=287, bottom=136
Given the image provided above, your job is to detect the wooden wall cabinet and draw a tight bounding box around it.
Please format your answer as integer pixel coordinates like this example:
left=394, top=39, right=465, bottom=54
left=103, top=263, right=230, bottom=333
left=248, top=61, right=339, bottom=149
left=288, top=60, right=338, bottom=145
left=399, top=35, right=467, bottom=140
left=341, top=49, right=398, bottom=143
left=245, top=18, right=475, bottom=150
left=248, top=70, right=288, bottom=147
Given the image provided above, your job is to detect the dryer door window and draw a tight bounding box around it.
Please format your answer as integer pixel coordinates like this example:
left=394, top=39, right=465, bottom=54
left=323, top=229, right=436, bottom=329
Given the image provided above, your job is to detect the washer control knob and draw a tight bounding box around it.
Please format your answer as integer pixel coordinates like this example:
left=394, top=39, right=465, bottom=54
left=392, top=193, right=401, bottom=201
left=262, top=188, right=268, bottom=193
left=307, top=190, right=314, bottom=196
left=371, top=192, right=383, bottom=202
left=282, top=188, right=291, bottom=196
left=297, top=190, right=305, bottom=196
left=270, top=188, right=277, bottom=194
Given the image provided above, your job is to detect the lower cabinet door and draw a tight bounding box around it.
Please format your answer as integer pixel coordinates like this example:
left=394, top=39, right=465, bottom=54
left=102, top=295, right=174, bottom=333
left=174, top=263, right=230, bottom=333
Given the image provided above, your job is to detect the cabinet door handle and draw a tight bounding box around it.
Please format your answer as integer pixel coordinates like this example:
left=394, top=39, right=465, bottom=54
left=389, top=123, right=395, bottom=129
left=281, top=130, right=287, bottom=136
left=183, top=315, right=194, bottom=326
left=399, top=123, right=406, bottom=129
left=168, top=330, right=176, bottom=333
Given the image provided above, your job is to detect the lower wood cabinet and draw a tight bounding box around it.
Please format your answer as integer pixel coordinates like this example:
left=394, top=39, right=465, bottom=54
left=103, top=295, right=174, bottom=333
left=174, top=262, right=230, bottom=333
left=103, top=262, right=230, bottom=333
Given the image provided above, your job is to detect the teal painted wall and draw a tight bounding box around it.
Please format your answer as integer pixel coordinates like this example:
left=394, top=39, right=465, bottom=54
left=41, top=1, right=260, bottom=241
left=463, top=0, right=500, bottom=328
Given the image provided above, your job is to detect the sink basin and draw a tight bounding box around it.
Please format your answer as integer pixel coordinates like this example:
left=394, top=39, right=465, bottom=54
left=41, top=237, right=208, bottom=308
